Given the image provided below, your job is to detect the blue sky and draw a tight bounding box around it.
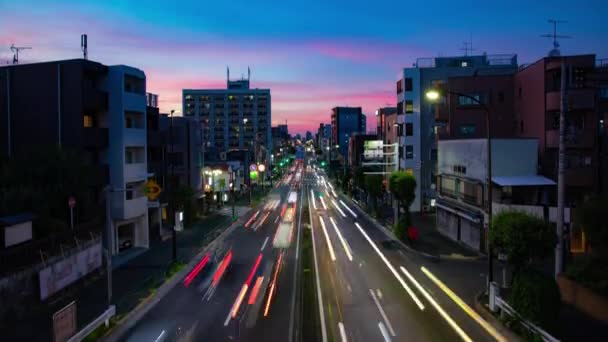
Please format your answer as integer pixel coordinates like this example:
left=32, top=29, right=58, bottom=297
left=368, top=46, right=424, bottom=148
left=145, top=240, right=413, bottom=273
left=1, top=0, right=606, bottom=133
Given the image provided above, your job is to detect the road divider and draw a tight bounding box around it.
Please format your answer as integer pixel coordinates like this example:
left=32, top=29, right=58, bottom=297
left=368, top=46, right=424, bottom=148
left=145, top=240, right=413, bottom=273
left=354, top=222, right=425, bottom=310
left=399, top=266, right=471, bottom=342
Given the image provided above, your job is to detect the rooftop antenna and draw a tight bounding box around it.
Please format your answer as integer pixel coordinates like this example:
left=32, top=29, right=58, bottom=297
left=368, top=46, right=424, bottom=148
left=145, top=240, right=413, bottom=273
left=81, top=34, right=88, bottom=60
left=460, top=34, right=475, bottom=56
left=541, top=19, right=570, bottom=57
left=248, top=66, right=251, bottom=81
left=227, top=66, right=230, bottom=82
left=10, top=43, right=32, bottom=64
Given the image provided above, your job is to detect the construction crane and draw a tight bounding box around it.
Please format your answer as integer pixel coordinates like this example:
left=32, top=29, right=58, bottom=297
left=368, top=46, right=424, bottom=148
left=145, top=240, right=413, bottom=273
left=10, top=44, right=32, bottom=64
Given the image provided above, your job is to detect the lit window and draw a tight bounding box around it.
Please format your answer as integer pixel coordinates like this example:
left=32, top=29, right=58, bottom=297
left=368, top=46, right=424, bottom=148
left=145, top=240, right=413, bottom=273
left=405, top=168, right=413, bottom=175
left=461, top=61, right=468, bottom=67
left=405, top=145, right=414, bottom=159
left=405, top=100, right=414, bottom=114
left=83, top=115, right=94, bottom=128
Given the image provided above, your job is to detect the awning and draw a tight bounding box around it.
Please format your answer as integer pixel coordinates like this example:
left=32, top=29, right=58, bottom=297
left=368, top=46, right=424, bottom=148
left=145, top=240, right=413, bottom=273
left=435, top=202, right=481, bottom=223
left=492, top=175, right=555, bottom=187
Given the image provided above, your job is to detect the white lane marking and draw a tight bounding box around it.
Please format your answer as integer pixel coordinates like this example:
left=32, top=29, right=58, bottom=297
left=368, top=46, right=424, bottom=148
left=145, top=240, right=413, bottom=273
left=354, top=223, right=425, bottom=310
left=369, top=289, right=396, bottom=337
left=155, top=330, right=166, bottom=342
left=261, top=236, right=269, bottom=251
left=339, top=200, right=357, bottom=218
left=310, top=189, right=317, bottom=209
left=378, top=322, right=392, bottom=342
left=295, top=187, right=303, bottom=260
left=310, top=189, right=328, bottom=342
left=377, top=288, right=383, bottom=300
left=329, top=216, right=353, bottom=261
left=318, top=217, right=336, bottom=261
left=399, top=266, right=472, bottom=342
left=338, top=322, right=348, bottom=342
left=331, top=199, right=347, bottom=218
left=223, top=308, right=233, bottom=326
left=274, top=216, right=280, bottom=223
left=320, top=196, right=328, bottom=210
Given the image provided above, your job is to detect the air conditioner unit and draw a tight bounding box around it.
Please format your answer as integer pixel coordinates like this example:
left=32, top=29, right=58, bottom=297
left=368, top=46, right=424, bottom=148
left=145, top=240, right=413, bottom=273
left=219, top=152, right=227, bottom=161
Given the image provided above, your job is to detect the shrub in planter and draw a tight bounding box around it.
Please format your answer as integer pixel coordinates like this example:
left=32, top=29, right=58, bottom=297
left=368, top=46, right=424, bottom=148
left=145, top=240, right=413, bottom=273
left=509, top=268, right=561, bottom=333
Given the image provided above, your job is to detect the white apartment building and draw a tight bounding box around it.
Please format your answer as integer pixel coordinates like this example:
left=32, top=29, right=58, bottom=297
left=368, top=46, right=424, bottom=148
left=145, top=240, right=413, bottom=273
left=103, top=65, right=149, bottom=255
left=182, top=71, right=271, bottom=186
left=396, top=54, right=518, bottom=212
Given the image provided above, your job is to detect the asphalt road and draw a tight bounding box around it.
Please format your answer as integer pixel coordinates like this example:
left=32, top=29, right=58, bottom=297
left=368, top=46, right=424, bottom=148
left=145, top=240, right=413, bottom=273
left=306, top=169, right=503, bottom=342
left=120, top=169, right=306, bottom=342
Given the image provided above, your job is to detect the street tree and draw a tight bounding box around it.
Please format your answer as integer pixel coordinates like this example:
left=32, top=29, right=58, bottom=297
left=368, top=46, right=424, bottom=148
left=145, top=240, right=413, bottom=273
left=388, top=171, right=416, bottom=240
left=574, top=195, right=608, bottom=255
left=364, top=174, right=384, bottom=217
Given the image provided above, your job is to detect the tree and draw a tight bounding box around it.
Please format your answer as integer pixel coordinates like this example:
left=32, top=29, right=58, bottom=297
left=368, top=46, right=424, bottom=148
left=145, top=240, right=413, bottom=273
left=169, top=184, right=196, bottom=226
left=364, top=174, right=384, bottom=217
left=490, top=210, right=556, bottom=273
left=574, top=196, right=608, bottom=255
left=388, top=171, right=416, bottom=240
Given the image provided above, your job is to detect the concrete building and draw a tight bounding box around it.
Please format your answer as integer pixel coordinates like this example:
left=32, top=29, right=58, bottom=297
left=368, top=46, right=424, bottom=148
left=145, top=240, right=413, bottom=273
left=159, top=115, right=201, bottom=193
left=348, top=133, right=377, bottom=168
left=182, top=71, right=271, bottom=183
left=437, top=138, right=555, bottom=252
left=0, top=59, right=150, bottom=255
left=375, top=107, right=398, bottom=145
left=272, top=124, right=290, bottom=152
left=146, top=93, right=167, bottom=241
left=396, top=54, right=518, bottom=213
left=331, top=107, right=366, bottom=160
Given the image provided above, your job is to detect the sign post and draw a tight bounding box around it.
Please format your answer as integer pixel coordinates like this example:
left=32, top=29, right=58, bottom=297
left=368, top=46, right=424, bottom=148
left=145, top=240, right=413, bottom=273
left=53, top=301, right=77, bottom=342
left=68, top=196, right=76, bottom=230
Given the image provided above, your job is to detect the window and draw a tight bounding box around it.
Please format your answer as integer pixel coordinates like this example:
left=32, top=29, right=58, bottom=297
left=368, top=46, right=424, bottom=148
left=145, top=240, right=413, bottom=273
left=83, top=115, right=94, bottom=128
left=396, top=80, right=403, bottom=94
left=459, top=124, right=476, bottom=136
left=405, top=100, right=413, bottom=114
left=125, top=111, right=144, bottom=128
left=125, top=147, right=145, bottom=164
left=405, top=145, right=413, bottom=159
left=405, top=122, right=413, bottom=136
left=461, top=61, right=468, bottom=67
left=405, top=78, right=413, bottom=91
left=600, top=83, right=608, bottom=99
left=397, top=101, right=404, bottom=115
left=458, top=94, right=481, bottom=106
left=126, top=182, right=144, bottom=200
left=124, top=75, right=145, bottom=94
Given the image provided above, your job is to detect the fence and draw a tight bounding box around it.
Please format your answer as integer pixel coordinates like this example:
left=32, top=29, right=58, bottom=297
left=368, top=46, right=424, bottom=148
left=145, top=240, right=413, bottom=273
left=489, top=283, right=560, bottom=342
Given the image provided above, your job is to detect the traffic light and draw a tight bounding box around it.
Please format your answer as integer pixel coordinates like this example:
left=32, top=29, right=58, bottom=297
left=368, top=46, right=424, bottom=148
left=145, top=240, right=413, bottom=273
left=320, top=161, right=326, bottom=167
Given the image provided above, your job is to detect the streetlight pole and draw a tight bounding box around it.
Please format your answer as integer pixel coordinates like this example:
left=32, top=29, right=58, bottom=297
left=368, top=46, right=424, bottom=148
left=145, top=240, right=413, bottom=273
left=169, top=109, right=177, bottom=262
left=426, top=90, right=493, bottom=284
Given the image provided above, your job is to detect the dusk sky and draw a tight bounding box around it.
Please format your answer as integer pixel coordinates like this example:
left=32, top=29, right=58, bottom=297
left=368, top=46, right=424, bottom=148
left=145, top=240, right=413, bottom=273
left=1, top=0, right=606, bottom=134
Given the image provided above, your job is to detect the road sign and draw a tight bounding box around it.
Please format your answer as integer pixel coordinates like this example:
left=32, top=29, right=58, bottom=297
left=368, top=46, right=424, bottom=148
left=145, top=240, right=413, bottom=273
left=143, top=179, right=162, bottom=201
left=249, top=163, right=257, bottom=171
left=68, top=196, right=76, bottom=208
left=53, top=301, right=76, bottom=342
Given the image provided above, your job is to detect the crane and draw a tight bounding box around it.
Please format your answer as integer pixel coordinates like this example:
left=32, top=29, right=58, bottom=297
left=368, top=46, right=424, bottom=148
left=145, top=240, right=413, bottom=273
left=10, top=44, right=32, bottom=64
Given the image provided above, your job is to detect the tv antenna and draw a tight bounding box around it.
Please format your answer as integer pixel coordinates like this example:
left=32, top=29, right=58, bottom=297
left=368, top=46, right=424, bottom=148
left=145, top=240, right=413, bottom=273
left=541, top=19, right=570, bottom=57
left=10, top=44, right=32, bottom=64
left=460, top=34, right=475, bottom=56
left=81, top=34, right=88, bottom=60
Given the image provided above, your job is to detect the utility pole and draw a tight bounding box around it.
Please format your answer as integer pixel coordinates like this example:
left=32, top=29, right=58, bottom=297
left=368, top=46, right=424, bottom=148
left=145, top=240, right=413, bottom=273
left=555, top=61, right=568, bottom=277
left=200, top=120, right=206, bottom=215
left=169, top=110, right=177, bottom=262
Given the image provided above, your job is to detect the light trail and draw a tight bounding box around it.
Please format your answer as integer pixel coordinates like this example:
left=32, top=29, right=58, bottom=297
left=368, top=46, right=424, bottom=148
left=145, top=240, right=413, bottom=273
left=331, top=199, right=347, bottom=218
left=310, top=189, right=317, bottom=209
left=248, top=276, right=265, bottom=305
left=319, top=217, right=336, bottom=261
left=320, top=196, right=328, bottom=210
left=339, top=200, right=357, bottom=218
left=183, top=253, right=210, bottom=287
left=245, top=253, right=263, bottom=286
left=230, top=283, right=249, bottom=319
left=261, top=236, right=269, bottom=251
left=369, top=289, right=396, bottom=337
left=329, top=217, right=353, bottom=261
left=338, top=322, right=348, bottom=342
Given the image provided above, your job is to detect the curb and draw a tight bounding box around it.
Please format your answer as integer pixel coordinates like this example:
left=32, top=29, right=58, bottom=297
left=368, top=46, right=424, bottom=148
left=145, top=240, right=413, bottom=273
left=342, top=194, right=484, bottom=262
left=102, top=206, right=258, bottom=342
left=474, top=290, right=524, bottom=342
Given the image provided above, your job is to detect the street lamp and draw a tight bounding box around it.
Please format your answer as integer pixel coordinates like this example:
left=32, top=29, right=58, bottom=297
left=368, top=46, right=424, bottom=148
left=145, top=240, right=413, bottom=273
left=425, top=88, right=494, bottom=286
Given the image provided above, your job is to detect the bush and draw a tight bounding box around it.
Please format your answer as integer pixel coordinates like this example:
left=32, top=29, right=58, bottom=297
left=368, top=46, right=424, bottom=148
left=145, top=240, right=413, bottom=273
left=490, top=211, right=555, bottom=272
left=509, top=268, right=561, bottom=333
left=393, top=221, right=407, bottom=241
left=565, top=256, right=608, bottom=297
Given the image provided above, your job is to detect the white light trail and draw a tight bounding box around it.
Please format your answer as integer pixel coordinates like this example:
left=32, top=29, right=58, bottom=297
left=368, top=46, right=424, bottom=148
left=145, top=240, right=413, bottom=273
left=329, top=217, right=353, bottom=261
left=339, top=200, right=357, bottom=218
left=319, top=217, right=336, bottom=261
left=331, top=199, right=347, bottom=218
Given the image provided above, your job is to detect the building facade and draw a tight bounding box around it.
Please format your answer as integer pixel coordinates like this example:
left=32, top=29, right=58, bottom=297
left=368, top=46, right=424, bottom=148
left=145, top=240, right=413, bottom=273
left=348, top=133, right=377, bottom=168
left=0, top=59, right=150, bottom=255
left=396, top=54, right=518, bottom=212
left=331, top=107, right=366, bottom=159
left=182, top=73, right=271, bottom=178
left=437, top=138, right=555, bottom=251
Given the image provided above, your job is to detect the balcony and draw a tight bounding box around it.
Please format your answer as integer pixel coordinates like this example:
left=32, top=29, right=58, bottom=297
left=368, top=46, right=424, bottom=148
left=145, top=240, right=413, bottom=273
left=546, top=129, right=594, bottom=148
left=124, top=92, right=146, bottom=112
left=124, top=163, right=147, bottom=182
left=546, top=89, right=595, bottom=111
left=124, top=128, right=146, bottom=146
left=565, top=167, right=596, bottom=187
left=83, top=87, right=108, bottom=112
left=123, top=196, right=147, bottom=220
left=83, top=127, right=108, bottom=148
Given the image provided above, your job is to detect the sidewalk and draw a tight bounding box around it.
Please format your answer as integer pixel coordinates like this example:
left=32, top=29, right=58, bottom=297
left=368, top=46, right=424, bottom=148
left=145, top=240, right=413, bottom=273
left=410, top=213, right=480, bottom=259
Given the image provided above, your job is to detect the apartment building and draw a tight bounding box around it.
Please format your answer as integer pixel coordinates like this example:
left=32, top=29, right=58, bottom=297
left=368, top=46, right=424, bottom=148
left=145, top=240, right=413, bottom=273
left=182, top=72, right=271, bottom=180
left=0, top=59, right=150, bottom=255
left=376, top=107, right=398, bottom=144
left=396, top=54, right=518, bottom=212
left=331, top=107, right=366, bottom=159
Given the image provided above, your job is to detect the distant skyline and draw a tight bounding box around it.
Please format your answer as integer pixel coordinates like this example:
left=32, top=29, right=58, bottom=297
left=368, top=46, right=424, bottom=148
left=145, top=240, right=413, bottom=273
left=1, top=0, right=607, bottom=134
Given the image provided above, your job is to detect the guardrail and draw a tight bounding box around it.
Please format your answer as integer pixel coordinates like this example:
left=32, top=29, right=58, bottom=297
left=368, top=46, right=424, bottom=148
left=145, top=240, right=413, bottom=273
left=67, top=305, right=115, bottom=342
left=489, top=283, right=559, bottom=342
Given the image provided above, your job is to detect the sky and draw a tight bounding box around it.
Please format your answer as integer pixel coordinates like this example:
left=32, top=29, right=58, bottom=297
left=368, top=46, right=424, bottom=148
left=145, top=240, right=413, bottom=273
left=1, top=0, right=607, bottom=134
